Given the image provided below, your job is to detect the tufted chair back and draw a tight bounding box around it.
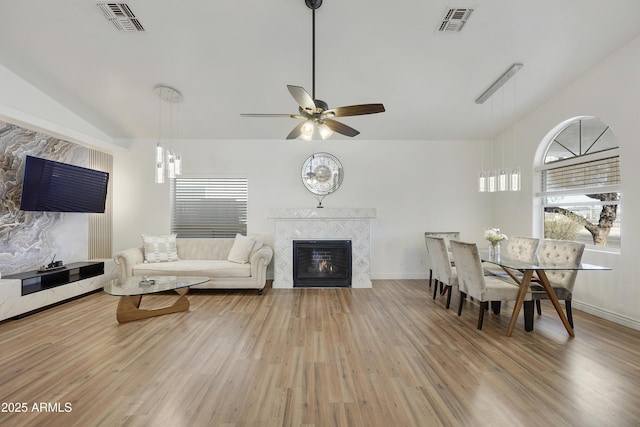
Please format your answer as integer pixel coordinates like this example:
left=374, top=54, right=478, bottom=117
left=537, top=239, right=585, bottom=292
left=505, top=237, right=539, bottom=264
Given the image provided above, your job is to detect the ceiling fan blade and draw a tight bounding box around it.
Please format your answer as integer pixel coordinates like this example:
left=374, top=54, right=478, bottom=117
left=326, top=103, right=386, bottom=117
left=324, top=119, right=360, bottom=137
left=286, top=121, right=306, bottom=140
left=241, top=113, right=300, bottom=118
left=287, top=85, right=316, bottom=111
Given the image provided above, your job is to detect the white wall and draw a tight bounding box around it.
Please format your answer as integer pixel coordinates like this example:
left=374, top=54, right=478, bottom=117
left=491, top=34, right=640, bottom=329
left=0, top=64, right=117, bottom=153
left=112, top=138, right=493, bottom=279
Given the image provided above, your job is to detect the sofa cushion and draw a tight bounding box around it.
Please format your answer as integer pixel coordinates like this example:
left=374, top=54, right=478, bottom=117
left=227, top=234, right=256, bottom=264
left=176, top=238, right=234, bottom=260
left=133, top=260, right=251, bottom=278
left=141, top=234, right=179, bottom=263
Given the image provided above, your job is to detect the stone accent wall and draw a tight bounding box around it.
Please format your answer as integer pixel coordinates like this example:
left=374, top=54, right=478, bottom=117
left=0, top=120, right=89, bottom=275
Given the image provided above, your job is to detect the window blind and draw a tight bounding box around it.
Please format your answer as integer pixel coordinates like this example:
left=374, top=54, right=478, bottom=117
left=171, top=177, right=248, bottom=238
left=542, top=156, right=620, bottom=193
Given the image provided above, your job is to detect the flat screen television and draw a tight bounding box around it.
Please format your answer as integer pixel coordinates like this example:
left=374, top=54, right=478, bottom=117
left=19, top=155, right=109, bottom=213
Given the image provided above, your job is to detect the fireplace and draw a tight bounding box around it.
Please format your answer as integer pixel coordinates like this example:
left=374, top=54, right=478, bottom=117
left=293, top=240, right=352, bottom=287
left=269, top=208, right=376, bottom=288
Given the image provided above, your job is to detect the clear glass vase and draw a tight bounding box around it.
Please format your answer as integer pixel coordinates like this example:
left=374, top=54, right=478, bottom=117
left=489, top=242, right=501, bottom=258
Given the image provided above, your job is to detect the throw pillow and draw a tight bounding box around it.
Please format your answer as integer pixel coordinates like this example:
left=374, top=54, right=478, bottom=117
left=142, top=234, right=179, bottom=263
left=227, top=234, right=255, bottom=264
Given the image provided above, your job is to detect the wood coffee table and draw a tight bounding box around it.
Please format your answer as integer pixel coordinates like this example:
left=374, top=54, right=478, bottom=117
left=103, top=276, right=209, bottom=323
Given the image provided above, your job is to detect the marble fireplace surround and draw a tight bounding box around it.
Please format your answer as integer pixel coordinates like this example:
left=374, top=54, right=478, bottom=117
left=269, top=208, right=376, bottom=288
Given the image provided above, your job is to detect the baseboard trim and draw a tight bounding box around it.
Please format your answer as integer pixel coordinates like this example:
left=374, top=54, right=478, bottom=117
left=370, top=273, right=428, bottom=280
left=572, top=300, right=640, bottom=331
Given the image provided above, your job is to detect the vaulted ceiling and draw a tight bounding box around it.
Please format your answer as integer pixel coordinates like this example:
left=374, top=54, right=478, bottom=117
left=1, top=0, right=640, bottom=141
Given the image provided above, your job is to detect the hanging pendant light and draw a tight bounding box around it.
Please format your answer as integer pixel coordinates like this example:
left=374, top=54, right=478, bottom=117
left=155, top=141, right=165, bottom=184
left=475, top=63, right=523, bottom=193
left=174, top=153, right=182, bottom=175
left=478, top=171, right=487, bottom=192
left=487, top=171, right=497, bottom=193
left=510, top=166, right=521, bottom=191
left=497, top=168, right=508, bottom=192
left=153, top=85, right=183, bottom=183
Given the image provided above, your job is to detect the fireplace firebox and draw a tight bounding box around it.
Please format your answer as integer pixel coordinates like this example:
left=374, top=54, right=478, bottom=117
left=293, top=240, right=352, bottom=287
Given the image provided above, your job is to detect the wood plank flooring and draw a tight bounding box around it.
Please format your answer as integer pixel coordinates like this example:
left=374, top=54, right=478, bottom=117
left=1, top=279, right=639, bottom=426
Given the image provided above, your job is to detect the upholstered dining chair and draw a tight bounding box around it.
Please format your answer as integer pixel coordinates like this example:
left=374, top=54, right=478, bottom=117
left=530, top=239, right=585, bottom=328
left=451, top=240, right=531, bottom=330
left=425, top=236, right=458, bottom=309
left=483, top=236, right=540, bottom=277
left=424, top=232, right=460, bottom=289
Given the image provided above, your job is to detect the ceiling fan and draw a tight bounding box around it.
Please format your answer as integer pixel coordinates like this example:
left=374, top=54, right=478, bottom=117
left=241, top=0, right=385, bottom=140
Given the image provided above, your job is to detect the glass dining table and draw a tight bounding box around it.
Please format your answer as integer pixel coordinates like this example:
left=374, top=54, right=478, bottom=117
left=480, top=251, right=611, bottom=337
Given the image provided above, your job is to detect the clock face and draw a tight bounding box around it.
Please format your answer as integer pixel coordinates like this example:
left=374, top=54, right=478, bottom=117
left=301, top=152, right=343, bottom=196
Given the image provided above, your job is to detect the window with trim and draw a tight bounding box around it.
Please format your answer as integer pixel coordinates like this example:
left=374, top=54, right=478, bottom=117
left=171, top=177, right=248, bottom=238
left=538, top=117, right=620, bottom=250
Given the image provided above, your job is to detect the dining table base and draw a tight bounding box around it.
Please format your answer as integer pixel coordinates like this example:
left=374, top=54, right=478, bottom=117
left=505, top=268, right=575, bottom=337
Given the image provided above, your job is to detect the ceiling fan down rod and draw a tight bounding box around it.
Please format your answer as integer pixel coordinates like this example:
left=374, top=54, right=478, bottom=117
left=305, top=0, right=322, bottom=101
left=312, top=7, right=316, bottom=100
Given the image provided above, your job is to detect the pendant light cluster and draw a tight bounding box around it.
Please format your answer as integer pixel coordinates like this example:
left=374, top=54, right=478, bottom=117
left=476, top=63, right=522, bottom=193
left=478, top=167, right=521, bottom=192
left=154, top=85, right=183, bottom=184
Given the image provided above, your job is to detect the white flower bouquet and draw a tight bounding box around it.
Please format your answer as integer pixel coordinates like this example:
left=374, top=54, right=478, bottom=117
left=485, top=228, right=508, bottom=245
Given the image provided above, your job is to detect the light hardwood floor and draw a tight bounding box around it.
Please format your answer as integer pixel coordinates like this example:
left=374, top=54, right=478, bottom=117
left=1, top=280, right=639, bottom=426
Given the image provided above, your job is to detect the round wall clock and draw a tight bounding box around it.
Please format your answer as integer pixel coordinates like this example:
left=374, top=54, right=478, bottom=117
left=301, top=152, right=343, bottom=200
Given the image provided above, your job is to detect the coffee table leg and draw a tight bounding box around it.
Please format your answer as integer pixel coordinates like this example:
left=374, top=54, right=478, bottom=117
left=116, top=292, right=190, bottom=323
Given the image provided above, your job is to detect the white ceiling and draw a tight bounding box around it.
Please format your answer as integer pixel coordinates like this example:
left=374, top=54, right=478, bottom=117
left=1, top=0, right=640, bottom=142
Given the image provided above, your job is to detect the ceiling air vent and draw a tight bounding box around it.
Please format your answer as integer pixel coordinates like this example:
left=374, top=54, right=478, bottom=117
left=96, top=3, right=145, bottom=32
left=438, top=8, right=473, bottom=32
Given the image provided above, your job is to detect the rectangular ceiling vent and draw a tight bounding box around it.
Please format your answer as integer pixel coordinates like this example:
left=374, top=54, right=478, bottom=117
left=96, top=3, right=145, bottom=32
left=438, top=8, right=474, bottom=32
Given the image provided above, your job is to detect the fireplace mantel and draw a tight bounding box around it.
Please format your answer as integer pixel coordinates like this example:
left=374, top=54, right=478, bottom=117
left=269, top=208, right=376, bottom=288
left=268, top=208, right=377, bottom=220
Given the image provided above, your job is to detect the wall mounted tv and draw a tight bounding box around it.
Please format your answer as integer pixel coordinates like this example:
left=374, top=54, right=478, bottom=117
left=19, top=155, right=109, bottom=213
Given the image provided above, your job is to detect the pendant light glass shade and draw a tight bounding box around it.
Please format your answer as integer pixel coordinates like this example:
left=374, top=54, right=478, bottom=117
left=167, top=152, right=176, bottom=179
left=174, top=154, right=182, bottom=175
left=498, top=168, right=508, bottom=192
left=487, top=171, right=497, bottom=193
left=478, top=171, right=487, bottom=192
left=155, top=142, right=165, bottom=184
left=510, top=167, right=521, bottom=191
left=155, top=142, right=164, bottom=163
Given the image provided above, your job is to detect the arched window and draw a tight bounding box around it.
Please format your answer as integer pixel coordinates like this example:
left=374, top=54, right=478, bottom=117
left=537, top=117, right=620, bottom=250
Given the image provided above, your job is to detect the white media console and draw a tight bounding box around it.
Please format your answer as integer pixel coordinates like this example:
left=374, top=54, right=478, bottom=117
left=0, top=259, right=118, bottom=321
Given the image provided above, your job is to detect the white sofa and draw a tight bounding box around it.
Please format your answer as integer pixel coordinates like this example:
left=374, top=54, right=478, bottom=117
left=113, top=237, right=273, bottom=293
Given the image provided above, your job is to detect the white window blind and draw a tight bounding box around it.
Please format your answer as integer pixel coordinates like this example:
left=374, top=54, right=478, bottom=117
left=171, top=177, right=248, bottom=238
left=541, top=156, right=620, bottom=194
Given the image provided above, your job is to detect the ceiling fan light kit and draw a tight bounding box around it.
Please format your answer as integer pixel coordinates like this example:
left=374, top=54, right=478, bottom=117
left=241, top=0, right=385, bottom=140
